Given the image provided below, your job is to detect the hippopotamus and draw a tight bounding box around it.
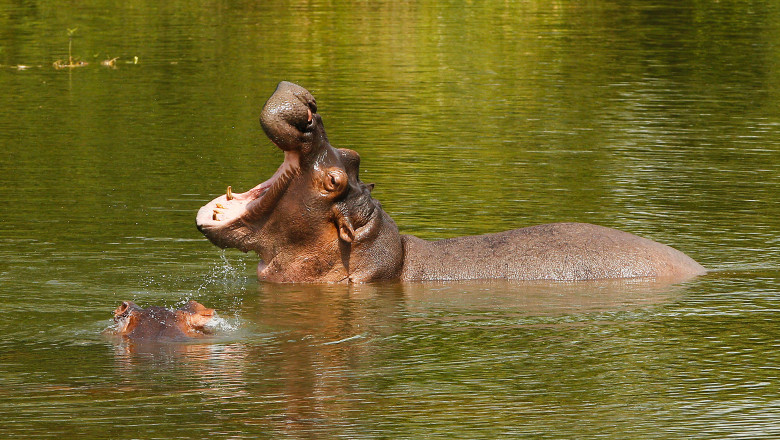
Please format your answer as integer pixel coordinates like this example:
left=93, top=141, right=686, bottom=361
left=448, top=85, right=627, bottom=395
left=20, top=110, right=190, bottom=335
left=196, top=81, right=706, bottom=283
left=110, top=300, right=216, bottom=340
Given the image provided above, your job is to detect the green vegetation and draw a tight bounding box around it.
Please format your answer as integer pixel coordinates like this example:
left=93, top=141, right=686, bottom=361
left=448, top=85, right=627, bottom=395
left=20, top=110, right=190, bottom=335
left=53, top=27, right=88, bottom=69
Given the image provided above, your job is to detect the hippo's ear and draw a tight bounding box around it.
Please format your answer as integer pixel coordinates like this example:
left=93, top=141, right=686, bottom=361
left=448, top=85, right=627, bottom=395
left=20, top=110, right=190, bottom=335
left=338, top=218, right=355, bottom=243
left=321, top=168, right=348, bottom=198
left=114, top=301, right=137, bottom=319
left=332, top=205, right=355, bottom=243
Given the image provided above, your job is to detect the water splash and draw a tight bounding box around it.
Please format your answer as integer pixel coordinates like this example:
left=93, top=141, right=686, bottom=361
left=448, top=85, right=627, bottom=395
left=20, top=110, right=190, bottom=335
left=203, top=315, right=240, bottom=333
left=197, top=250, right=249, bottom=293
left=191, top=250, right=251, bottom=320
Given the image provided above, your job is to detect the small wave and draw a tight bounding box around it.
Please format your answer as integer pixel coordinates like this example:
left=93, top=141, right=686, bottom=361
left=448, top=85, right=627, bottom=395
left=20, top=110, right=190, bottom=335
left=323, top=333, right=367, bottom=345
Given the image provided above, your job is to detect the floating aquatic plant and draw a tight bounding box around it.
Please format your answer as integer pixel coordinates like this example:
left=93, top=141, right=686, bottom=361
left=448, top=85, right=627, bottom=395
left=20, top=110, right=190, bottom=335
left=101, top=57, right=119, bottom=68
left=53, top=28, right=88, bottom=69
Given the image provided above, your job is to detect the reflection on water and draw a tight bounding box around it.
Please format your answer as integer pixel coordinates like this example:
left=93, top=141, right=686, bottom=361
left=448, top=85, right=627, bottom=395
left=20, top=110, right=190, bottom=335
left=0, top=0, right=779, bottom=438
left=2, top=271, right=780, bottom=438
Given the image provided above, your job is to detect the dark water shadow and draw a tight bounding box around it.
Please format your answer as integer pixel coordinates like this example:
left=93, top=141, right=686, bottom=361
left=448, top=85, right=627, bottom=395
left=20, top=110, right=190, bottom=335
left=247, top=277, right=697, bottom=327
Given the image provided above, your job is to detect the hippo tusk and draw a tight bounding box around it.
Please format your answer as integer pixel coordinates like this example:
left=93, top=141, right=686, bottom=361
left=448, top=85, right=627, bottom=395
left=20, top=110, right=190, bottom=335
left=213, top=209, right=222, bottom=221
left=216, top=203, right=225, bottom=209
left=307, top=108, right=312, bottom=123
left=226, top=186, right=234, bottom=201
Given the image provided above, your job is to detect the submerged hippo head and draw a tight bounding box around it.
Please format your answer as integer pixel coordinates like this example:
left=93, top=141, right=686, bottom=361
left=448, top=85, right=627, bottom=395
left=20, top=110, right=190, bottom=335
left=196, top=82, right=403, bottom=282
left=112, top=300, right=216, bottom=340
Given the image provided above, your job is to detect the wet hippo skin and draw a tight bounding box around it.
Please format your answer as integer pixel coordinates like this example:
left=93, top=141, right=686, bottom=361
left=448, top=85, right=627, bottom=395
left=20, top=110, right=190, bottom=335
left=196, top=82, right=706, bottom=283
left=110, top=301, right=216, bottom=340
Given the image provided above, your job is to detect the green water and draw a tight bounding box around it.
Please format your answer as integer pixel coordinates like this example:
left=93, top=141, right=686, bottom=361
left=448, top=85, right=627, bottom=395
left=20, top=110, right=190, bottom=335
left=1, top=0, right=779, bottom=438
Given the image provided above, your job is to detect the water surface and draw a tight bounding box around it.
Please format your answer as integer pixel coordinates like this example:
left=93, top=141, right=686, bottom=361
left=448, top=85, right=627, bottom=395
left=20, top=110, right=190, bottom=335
left=1, top=0, right=778, bottom=438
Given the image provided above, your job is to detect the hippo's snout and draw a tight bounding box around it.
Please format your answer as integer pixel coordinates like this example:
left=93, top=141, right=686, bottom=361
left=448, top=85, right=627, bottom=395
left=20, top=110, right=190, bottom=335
left=260, top=81, right=319, bottom=152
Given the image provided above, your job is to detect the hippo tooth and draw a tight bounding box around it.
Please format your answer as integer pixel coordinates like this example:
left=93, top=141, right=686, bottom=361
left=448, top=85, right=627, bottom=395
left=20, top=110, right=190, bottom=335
left=216, top=203, right=225, bottom=209
left=226, top=186, right=234, bottom=201
left=307, top=108, right=312, bottom=122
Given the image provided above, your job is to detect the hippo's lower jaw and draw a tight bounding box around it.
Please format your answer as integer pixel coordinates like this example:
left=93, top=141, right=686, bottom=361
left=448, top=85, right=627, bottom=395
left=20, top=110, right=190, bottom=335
left=196, top=151, right=300, bottom=252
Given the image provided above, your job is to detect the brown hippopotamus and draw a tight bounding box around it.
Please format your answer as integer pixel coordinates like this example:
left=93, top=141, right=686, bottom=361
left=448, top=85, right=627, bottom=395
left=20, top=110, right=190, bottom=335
left=110, top=300, right=216, bottom=340
left=196, top=81, right=706, bottom=283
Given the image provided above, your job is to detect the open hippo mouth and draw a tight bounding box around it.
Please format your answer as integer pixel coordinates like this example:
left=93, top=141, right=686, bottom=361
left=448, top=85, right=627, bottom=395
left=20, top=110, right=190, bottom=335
left=195, top=150, right=301, bottom=246
left=196, top=151, right=300, bottom=223
left=196, top=81, right=330, bottom=252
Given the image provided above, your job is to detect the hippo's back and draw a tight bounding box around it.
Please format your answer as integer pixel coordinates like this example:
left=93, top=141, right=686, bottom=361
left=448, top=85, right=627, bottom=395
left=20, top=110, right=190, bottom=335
left=400, top=222, right=706, bottom=282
